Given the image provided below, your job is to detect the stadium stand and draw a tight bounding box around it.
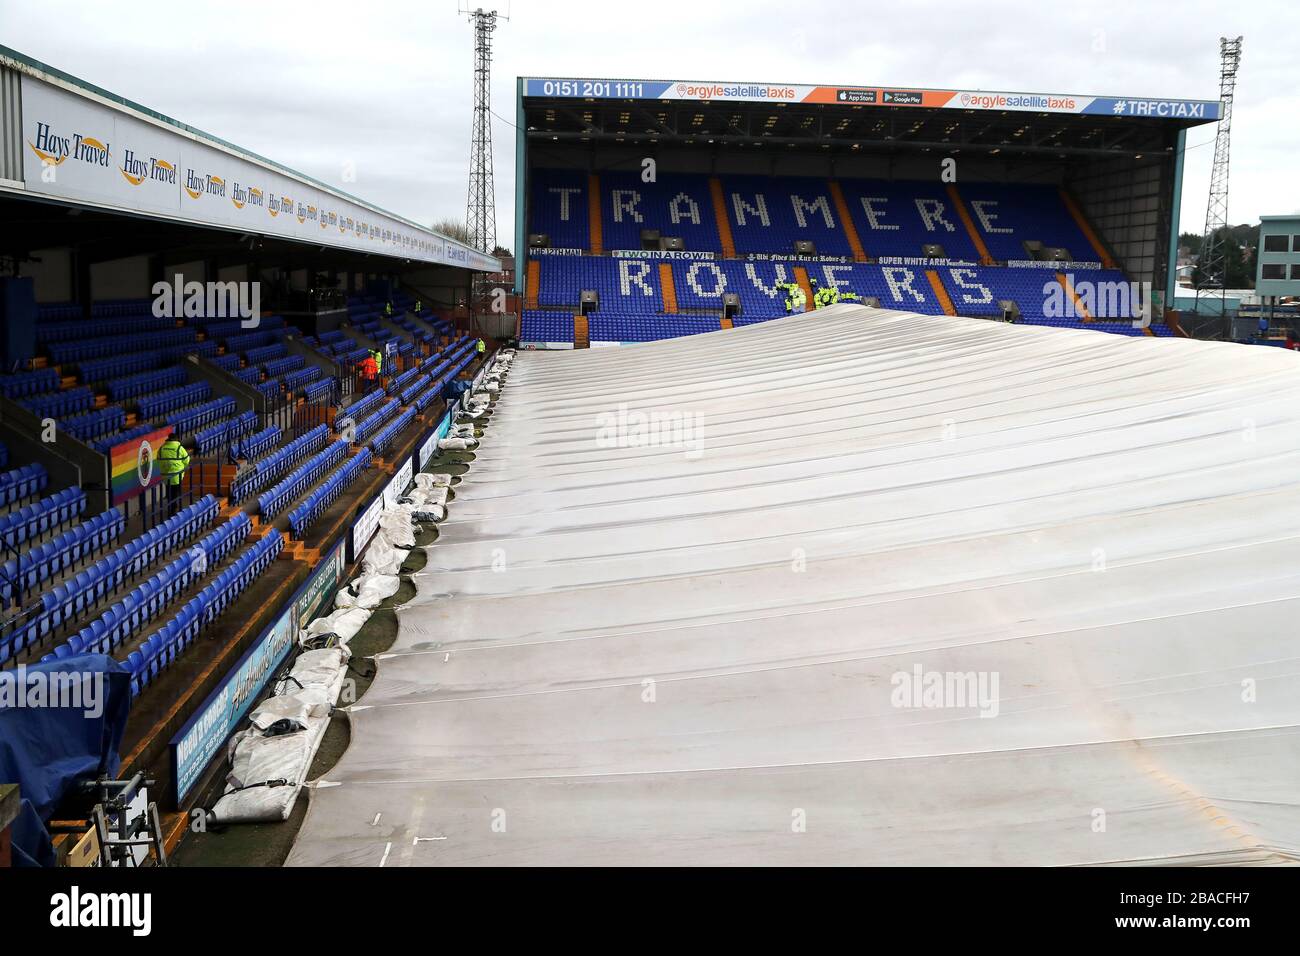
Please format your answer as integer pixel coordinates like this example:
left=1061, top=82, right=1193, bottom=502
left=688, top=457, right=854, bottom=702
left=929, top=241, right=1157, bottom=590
left=1, top=291, right=482, bottom=679
left=123, top=529, right=284, bottom=698
left=287, top=448, right=373, bottom=539
left=256, top=441, right=348, bottom=520
left=229, top=425, right=330, bottom=504
left=522, top=171, right=1173, bottom=344
left=0, top=44, right=511, bottom=870
left=0, top=507, right=124, bottom=606
left=231, top=424, right=282, bottom=462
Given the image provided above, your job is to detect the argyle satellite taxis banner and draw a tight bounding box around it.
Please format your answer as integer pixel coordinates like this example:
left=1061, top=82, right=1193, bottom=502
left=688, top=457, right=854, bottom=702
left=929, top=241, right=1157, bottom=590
left=522, top=78, right=1220, bottom=120
left=20, top=74, right=499, bottom=272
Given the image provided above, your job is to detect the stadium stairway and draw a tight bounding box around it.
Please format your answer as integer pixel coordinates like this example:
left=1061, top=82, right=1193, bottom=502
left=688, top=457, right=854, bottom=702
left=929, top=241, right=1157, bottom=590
left=708, top=177, right=737, bottom=257
left=588, top=173, right=604, bottom=255
left=794, top=267, right=815, bottom=313
left=925, top=270, right=959, bottom=315
left=525, top=260, right=541, bottom=309
left=1059, top=187, right=1117, bottom=268
left=945, top=184, right=995, bottom=265
left=828, top=181, right=869, bottom=262
left=658, top=263, right=679, bottom=313
left=1056, top=272, right=1094, bottom=321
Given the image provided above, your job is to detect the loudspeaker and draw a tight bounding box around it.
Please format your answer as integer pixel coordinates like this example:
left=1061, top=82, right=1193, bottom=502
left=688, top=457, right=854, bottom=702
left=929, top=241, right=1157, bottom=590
left=793, top=240, right=817, bottom=255
left=640, top=229, right=662, bottom=251
left=661, top=236, right=685, bottom=252
left=722, top=293, right=742, bottom=318
left=580, top=289, right=599, bottom=316
left=528, top=233, right=550, bottom=248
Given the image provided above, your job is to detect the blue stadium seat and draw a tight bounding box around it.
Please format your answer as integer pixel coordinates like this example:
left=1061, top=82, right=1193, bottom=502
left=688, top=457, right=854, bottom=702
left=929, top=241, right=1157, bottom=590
left=229, top=425, right=328, bottom=503
left=0, top=463, right=49, bottom=506
left=286, top=448, right=373, bottom=539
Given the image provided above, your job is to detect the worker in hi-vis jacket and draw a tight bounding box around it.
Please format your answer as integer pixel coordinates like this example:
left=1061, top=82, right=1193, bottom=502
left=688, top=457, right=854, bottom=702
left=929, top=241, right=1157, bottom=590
left=776, top=280, right=806, bottom=314
left=158, top=433, right=191, bottom=516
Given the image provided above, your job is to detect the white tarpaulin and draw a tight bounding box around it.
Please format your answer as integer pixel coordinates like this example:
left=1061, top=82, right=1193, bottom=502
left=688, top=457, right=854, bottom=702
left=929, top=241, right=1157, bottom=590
left=288, top=306, right=1300, bottom=866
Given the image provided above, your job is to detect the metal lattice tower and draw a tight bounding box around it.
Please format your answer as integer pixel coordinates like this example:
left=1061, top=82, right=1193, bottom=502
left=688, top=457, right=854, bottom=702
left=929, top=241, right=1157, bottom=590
left=464, top=7, right=500, bottom=255
left=1195, top=36, right=1243, bottom=314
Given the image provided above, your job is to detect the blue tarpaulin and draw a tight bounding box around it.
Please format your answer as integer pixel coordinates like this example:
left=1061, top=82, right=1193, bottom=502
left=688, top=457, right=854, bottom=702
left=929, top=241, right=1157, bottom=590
left=0, top=654, right=131, bottom=866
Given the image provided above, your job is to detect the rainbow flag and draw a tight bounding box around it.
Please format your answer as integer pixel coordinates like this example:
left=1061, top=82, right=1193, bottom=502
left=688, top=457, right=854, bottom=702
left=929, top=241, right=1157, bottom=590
left=109, top=425, right=173, bottom=505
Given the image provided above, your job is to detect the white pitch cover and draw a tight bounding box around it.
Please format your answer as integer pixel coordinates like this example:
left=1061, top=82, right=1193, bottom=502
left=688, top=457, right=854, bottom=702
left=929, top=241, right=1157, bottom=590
left=289, top=305, right=1300, bottom=866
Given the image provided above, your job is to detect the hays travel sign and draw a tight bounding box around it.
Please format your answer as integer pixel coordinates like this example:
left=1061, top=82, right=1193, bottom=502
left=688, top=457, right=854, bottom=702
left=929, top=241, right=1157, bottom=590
left=19, top=74, right=498, bottom=272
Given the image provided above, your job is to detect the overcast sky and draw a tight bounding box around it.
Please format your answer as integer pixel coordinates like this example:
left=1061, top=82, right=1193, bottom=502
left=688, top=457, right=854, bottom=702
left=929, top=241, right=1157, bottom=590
left=5, top=0, right=1298, bottom=249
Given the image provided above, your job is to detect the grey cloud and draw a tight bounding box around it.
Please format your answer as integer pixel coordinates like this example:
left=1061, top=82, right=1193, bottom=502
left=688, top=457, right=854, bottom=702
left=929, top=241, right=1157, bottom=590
left=7, top=0, right=1299, bottom=245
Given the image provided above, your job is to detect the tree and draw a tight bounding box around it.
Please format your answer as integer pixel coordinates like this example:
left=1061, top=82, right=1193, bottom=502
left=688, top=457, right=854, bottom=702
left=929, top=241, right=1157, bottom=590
left=432, top=218, right=472, bottom=245
left=492, top=245, right=512, bottom=258
left=1189, top=223, right=1260, bottom=290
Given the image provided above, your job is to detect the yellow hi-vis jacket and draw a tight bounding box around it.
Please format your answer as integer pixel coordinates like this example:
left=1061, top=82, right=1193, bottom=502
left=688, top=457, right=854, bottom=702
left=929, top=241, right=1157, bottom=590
left=158, top=439, right=190, bottom=486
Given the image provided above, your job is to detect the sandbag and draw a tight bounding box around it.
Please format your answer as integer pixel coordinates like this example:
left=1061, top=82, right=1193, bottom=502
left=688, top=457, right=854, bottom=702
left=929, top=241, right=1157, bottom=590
left=360, top=534, right=400, bottom=574
left=346, top=574, right=401, bottom=610
left=379, top=507, right=416, bottom=545
left=277, top=647, right=351, bottom=696
left=246, top=693, right=325, bottom=731
left=438, top=436, right=479, bottom=451
left=302, top=605, right=372, bottom=644
left=209, top=731, right=312, bottom=823
left=405, top=486, right=448, bottom=509
left=362, top=536, right=410, bottom=577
